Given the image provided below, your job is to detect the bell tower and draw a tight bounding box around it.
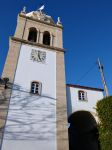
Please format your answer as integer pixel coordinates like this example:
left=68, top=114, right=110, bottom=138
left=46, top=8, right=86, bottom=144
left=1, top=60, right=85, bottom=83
left=1, top=7, right=68, bottom=150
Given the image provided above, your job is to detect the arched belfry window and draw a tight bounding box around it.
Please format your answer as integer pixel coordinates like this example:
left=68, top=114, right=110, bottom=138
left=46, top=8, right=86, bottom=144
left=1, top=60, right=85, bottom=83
left=31, top=81, right=42, bottom=95
left=28, top=27, right=37, bottom=42
left=43, top=31, right=50, bottom=46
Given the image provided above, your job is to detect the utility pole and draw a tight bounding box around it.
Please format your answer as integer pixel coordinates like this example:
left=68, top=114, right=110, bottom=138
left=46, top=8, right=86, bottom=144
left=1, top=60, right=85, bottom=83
left=97, top=58, right=109, bottom=97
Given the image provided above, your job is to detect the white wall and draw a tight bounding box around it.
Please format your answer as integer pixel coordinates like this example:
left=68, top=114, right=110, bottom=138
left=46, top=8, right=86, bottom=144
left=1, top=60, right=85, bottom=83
left=66, top=86, right=104, bottom=117
left=2, top=44, right=56, bottom=150
left=13, top=44, right=56, bottom=98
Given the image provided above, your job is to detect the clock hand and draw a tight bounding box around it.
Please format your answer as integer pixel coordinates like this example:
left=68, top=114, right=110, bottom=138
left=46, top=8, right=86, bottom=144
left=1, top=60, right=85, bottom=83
left=38, top=52, right=41, bottom=60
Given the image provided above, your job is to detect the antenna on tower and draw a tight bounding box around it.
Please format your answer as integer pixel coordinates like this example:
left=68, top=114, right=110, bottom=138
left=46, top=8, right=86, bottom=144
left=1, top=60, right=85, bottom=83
left=97, top=58, right=109, bottom=97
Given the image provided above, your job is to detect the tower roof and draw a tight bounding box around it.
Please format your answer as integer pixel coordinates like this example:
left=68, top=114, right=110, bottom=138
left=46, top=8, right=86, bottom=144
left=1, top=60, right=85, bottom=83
left=26, top=11, right=55, bottom=24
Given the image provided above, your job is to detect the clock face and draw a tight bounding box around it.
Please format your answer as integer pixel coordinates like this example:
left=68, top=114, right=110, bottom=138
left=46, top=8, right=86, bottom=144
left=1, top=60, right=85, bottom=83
left=31, top=49, right=46, bottom=63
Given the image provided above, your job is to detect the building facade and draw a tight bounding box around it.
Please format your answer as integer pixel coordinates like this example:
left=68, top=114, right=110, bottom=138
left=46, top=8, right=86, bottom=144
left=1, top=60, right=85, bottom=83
left=0, top=8, right=104, bottom=150
left=66, top=84, right=103, bottom=121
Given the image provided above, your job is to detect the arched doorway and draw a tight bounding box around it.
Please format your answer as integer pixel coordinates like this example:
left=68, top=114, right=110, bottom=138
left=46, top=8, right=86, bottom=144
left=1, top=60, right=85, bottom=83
left=68, top=111, right=100, bottom=150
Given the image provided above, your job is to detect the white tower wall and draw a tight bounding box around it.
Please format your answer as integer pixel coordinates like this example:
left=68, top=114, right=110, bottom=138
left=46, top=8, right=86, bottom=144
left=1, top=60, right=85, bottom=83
left=2, top=44, right=57, bottom=150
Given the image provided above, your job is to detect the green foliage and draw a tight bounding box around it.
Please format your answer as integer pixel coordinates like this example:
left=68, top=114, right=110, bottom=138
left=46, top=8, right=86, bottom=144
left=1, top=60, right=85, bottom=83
left=96, top=96, right=112, bottom=150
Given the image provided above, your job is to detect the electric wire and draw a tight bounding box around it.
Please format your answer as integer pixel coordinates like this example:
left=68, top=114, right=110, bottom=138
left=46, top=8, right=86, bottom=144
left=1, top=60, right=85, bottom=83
left=76, top=62, right=97, bottom=84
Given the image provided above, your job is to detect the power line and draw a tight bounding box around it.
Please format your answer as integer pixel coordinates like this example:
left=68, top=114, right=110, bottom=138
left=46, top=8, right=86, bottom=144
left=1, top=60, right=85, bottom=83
left=76, top=62, right=97, bottom=84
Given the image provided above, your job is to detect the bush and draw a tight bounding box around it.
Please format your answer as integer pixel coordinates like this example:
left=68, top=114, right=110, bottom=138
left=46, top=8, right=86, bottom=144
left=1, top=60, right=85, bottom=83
left=96, top=96, right=112, bottom=150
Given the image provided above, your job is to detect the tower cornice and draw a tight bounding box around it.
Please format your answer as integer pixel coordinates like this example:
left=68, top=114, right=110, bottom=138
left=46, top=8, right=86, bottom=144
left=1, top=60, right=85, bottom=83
left=19, top=14, right=63, bottom=29
left=11, top=36, right=65, bottom=53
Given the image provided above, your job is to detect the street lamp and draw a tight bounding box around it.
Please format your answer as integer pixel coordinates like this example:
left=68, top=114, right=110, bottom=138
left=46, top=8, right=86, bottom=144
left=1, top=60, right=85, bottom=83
left=0, top=77, right=9, bottom=89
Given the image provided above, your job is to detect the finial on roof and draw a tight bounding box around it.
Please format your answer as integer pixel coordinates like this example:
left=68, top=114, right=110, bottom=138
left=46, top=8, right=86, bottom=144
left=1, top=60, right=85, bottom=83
left=21, top=6, right=26, bottom=14
left=58, top=17, right=61, bottom=23
left=57, top=17, right=62, bottom=26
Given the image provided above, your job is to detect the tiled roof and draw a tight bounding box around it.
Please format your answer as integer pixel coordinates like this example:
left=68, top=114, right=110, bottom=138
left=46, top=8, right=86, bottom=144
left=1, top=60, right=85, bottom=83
left=66, top=84, right=104, bottom=92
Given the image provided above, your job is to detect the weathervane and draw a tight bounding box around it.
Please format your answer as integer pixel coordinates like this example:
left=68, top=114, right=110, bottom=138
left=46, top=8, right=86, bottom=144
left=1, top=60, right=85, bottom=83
left=38, top=4, right=45, bottom=12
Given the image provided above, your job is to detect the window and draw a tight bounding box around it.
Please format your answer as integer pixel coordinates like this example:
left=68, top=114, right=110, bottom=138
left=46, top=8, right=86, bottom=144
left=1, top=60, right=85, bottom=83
left=31, top=81, right=42, bottom=95
left=43, top=31, right=50, bottom=45
left=78, top=90, right=87, bottom=101
left=28, top=27, right=37, bottom=42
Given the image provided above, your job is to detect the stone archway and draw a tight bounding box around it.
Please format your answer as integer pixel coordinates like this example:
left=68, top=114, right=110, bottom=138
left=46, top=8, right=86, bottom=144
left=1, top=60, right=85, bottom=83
left=68, top=111, right=100, bottom=150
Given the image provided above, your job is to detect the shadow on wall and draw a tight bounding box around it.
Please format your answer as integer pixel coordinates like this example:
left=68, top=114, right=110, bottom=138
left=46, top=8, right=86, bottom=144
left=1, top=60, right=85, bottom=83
left=0, top=87, right=12, bottom=146
left=68, top=111, right=100, bottom=150
left=0, top=83, right=57, bottom=142
left=66, top=87, right=72, bottom=116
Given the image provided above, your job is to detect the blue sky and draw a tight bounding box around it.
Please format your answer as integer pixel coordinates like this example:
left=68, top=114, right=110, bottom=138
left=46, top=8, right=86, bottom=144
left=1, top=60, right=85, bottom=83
left=0, top=0, right=112, bottom=94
